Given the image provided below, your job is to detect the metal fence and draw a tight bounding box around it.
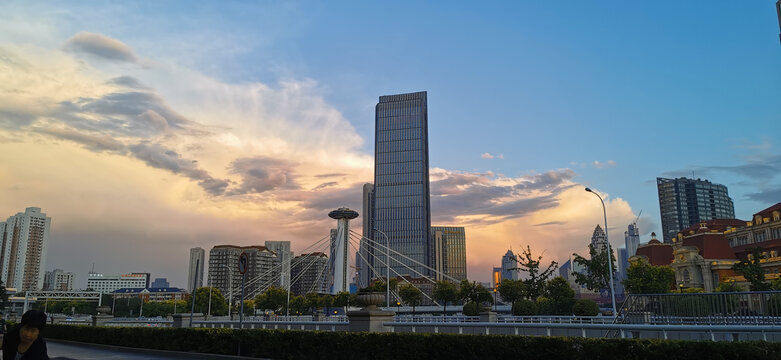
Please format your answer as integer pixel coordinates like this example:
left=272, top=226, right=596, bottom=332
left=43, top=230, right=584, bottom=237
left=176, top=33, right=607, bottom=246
left=620, top=291, right=781, bottom=325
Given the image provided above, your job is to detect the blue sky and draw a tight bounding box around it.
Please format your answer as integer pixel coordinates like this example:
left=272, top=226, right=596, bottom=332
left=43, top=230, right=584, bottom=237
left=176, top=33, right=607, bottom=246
left=0, top=1, right=779, bottom=286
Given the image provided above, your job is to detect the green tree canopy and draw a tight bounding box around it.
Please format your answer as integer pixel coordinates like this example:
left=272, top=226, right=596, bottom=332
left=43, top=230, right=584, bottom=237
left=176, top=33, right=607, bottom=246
left=572, top=243, right=617, bottom=295
left=186, top=287, right=228, bottom=316
left=459, top=280, right=493, bottom=306
left=544, top=276, right=576, bottom=315
left=513, top=245, right=558, bottom=299
left=716, top=281, right=744, bottom=292
left=733, top=247, right=771, bottom=291
left=622, top=259, right=675, bottom=294
left=254, top=287, right=288, bottom=313
left=398, top=284, right=423, bottom=312
left=497, top=279, right=526, bottom=306
left=432, top=280, right=459, bottom=315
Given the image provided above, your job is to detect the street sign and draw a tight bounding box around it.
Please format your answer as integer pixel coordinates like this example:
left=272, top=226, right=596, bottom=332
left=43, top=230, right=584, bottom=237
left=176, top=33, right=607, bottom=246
left=238, top=252, right=249, bottom=274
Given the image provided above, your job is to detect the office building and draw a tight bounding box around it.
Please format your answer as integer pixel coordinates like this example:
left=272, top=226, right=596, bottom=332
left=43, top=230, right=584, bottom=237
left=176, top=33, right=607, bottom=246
left=207, top=245, right=279, bottom=302
left=657, top=177, right=735, bottom=243
left=87, top=272, right=149, bottom=293
left=371, top=91, right=432, bottom=280
left=43, top=269, right=75, bottom=291
left=0, top=207, right=51, bottom=291
left=290, top=252, right=329, bottom=295
left=151, top=278, right=170, bottom=288
left=591, top=225, right=608, bottom=254
left=500, top=249, right=519, bottom=282
left=188, top=247, right=205, bottom=292
left=431, top=226, right=467, bottom=281
left=357, top=183, right=375, bottom=288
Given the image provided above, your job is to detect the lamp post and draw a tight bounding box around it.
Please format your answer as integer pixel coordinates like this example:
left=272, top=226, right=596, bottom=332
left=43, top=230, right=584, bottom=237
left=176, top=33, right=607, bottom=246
left=374, top=228, right=391, bottom=308
left=585, top=187, right=618, bottom=318
left=679, top=283, right=684, bottom=294
left=396, top=301, right=401, bottom=313
left=493, top=288, right=498, bottom=312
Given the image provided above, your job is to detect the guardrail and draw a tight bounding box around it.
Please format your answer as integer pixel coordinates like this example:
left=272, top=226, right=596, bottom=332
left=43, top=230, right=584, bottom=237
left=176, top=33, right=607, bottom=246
left=385, top=321, right=781, bottom=341
left=194, top=320, right=348, bottom=331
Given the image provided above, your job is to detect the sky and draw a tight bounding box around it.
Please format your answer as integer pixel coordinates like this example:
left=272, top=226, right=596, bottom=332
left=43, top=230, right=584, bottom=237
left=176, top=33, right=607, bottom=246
left=0, top=1, right=779, bottom=288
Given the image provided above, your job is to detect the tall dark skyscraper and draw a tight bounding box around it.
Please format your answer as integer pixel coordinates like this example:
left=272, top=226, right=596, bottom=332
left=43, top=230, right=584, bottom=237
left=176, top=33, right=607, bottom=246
left=657, top=177, right=735, bottom=243
left=369, top=91, right=432, bottom=280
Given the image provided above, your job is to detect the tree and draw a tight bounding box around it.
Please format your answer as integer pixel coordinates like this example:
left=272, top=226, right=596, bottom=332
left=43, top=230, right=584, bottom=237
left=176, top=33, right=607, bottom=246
left=572, top=299, right=599, bottom=316
left=572, top=243, right=616, bottom=295
left=288, top=295, right=308, bottom=315
left=398, top=284, right=423, bottom=313
left=432, top=281, right=459, bottom=315
left=497, top=279, right=526, bottom=307
left=622, top=259, right=675, bottom=294
left=514, top=245, right=558, bottom=299
left=733, top=247, right=771, bottom=291
left=459, top=280, right=493, bottom=315
left=544, top=277, right=575, bottom=315
left=254, top=287, right=288, bottom=313
left=186, top=287, right=228, bottom=316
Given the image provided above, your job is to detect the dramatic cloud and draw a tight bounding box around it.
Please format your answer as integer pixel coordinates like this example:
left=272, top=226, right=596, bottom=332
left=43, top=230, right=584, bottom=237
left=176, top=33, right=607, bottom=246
left=36, top=127, right=124, bottom=152
left=107, top=76, right=149, bottom=89
left=430, top=168, right=578, bottom=224
left=63, top=31, right=139, bottom=63
left=228, top=156, right=299, bottom=195
left=129, top=142, right=229, bottom=195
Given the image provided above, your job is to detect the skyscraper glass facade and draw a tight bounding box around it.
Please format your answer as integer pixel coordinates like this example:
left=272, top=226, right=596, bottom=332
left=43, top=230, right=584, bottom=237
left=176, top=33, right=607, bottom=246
left=657, top=177, right=735, bottom=243
left=431, top=226, right=467, bottom=281
left=373, top=91, right=431, bottom=279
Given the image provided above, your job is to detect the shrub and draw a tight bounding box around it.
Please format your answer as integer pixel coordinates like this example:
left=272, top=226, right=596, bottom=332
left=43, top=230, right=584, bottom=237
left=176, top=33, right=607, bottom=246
left=511, top=299, right=536, bottom=316
left=572, top=299, right=599, bottom=316
left=535, top=296, right=553, bottom=315
left=42, top=325, right=781, bottom=359
left=462, top=301, right=481, bottom=316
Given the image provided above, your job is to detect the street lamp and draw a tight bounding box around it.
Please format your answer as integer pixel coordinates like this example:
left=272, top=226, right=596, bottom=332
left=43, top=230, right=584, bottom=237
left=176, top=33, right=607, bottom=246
left=396, top=301, right=401, bottom=313
left=585, top=187, right=618, bottom=318
left=374, top=228, right=391, bottom=308
left=679, top=283, right=684, bottom=294
left=493, top=288, right=498, bottom=312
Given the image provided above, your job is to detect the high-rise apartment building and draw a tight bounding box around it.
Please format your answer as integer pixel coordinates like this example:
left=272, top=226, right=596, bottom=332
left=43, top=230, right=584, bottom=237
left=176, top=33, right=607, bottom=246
left=43, top=269, right=74, bottom=291
left=371, top=91, right=432, bottom=280
left=265, top=241, right=292, bottom=288
left=188, top=247, right=205, bottom=292
left=657, top=177, right=735, bottom=243
left=431, top=226, right=467, bottom=281
left=0, top=207, right=51, bottom=291
left=87, top=272, right=149, bottom=293
left=207, top=245, right=279, bottom=302
left=290, top=252, right=329, bottom=295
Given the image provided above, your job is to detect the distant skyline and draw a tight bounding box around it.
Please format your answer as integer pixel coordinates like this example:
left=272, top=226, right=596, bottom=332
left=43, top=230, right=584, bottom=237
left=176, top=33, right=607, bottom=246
left=0, top=2, right=779, bottom=287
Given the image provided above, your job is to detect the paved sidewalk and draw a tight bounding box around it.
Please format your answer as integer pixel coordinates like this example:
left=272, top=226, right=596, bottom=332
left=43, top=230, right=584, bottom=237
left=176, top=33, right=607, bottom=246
left=47, top=340, right=262, bottom=360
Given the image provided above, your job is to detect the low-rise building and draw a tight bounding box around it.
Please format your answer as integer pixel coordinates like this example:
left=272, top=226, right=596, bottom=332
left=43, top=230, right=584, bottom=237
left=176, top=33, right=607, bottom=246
left=113, top=287, right=188, bottom=301
left=87, top=272, right=150, bottom=293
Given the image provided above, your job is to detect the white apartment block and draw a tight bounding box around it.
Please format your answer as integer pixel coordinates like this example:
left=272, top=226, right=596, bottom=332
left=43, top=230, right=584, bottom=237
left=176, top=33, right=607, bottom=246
left=0, top=207, right=51, bottom=291
left=188, top=247, right=205, bottom=292
left=44, top=269, right=75, bottom=291
left=87, top=272, right=149, bottom=293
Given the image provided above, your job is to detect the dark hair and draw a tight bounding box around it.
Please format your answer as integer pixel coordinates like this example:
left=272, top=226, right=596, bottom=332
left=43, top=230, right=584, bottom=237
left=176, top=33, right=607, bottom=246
left=20, top=310, right=46, bottom=331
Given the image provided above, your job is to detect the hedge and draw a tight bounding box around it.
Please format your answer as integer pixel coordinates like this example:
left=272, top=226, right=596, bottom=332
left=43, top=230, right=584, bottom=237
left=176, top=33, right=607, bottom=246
left=43, top=325, right=781, bottom=360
